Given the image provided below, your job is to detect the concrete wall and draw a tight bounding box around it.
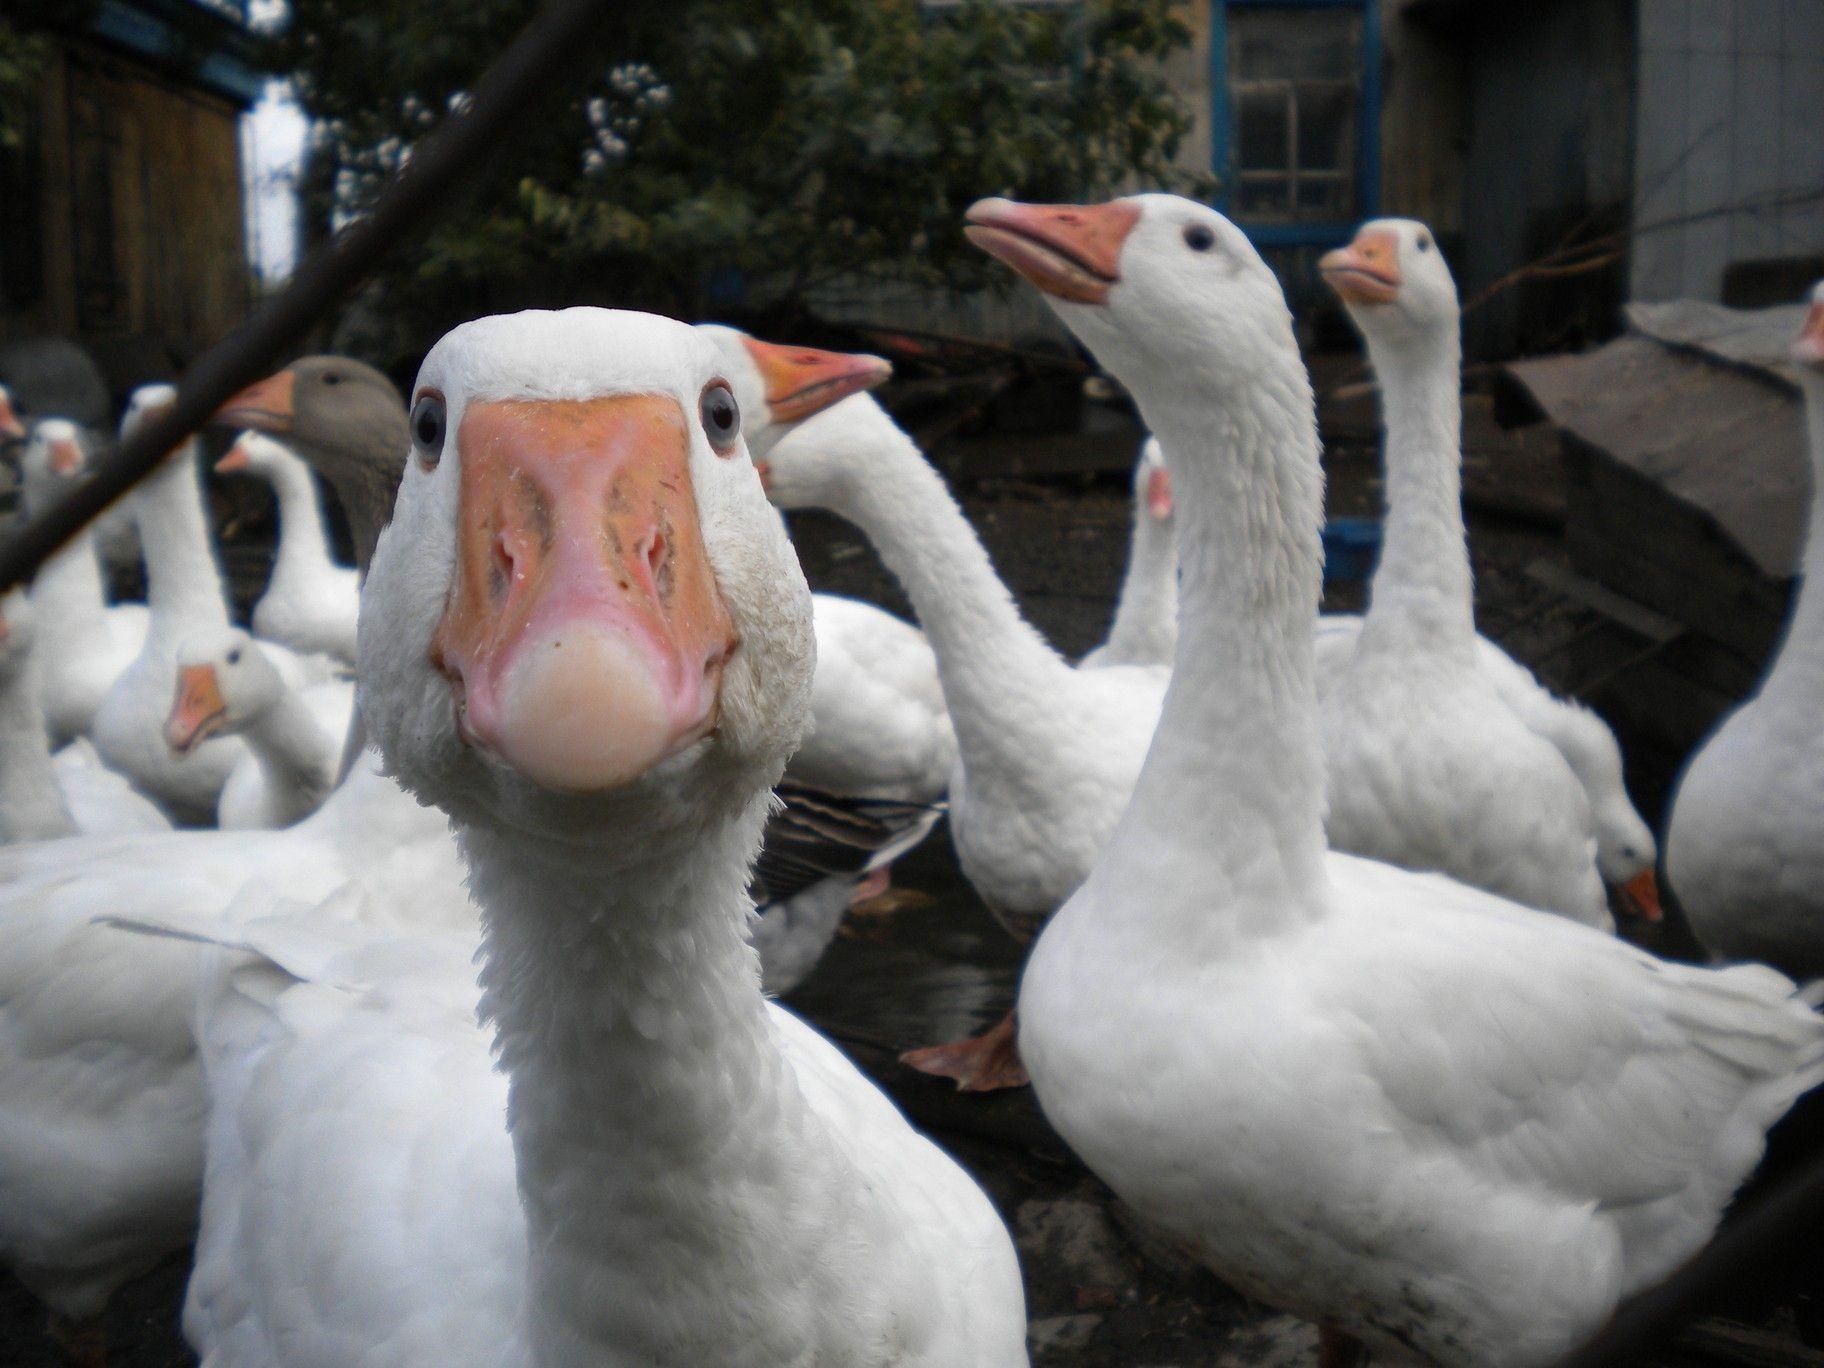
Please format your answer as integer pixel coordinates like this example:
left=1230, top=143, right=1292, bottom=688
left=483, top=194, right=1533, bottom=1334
left=1631, top=0, right=1824, bottom=302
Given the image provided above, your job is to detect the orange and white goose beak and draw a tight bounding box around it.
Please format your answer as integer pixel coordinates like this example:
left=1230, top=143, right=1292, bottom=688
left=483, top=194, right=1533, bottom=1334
left=215, top=435, right=256, bottom=473
left=740, top=338, right=891, bottom=424
left=1616, top=868, right=1664, bottom=923
left=46, top=433, right=84, bottom=477
left=165, top=665, right=228, bottom=756
left=1793, top=299, right=1824, bottom=369
left=1320, top=229, right=1402, bottom=306
left=428, top=394, right=739, bottom=794
left=1146, top=465, right=1174, bottom=520
left=215, top=369, right=295, bottom=435
left=0, top=392, right=23, bottom=443
left=964, top=198, right=1140, bottom=305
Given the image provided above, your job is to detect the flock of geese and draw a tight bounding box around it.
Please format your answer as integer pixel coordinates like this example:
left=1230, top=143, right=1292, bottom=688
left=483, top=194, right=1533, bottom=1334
left=0, top=195, right=1820, bottom=1367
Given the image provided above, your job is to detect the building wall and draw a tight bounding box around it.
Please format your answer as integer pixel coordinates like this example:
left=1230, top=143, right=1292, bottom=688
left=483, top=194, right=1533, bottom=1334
left=0, top=36, right=251, bottom=360
left=1631, top=0, right=1824, bottom=302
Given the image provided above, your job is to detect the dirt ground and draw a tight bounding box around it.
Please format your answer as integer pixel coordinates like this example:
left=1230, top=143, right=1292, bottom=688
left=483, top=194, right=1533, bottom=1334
left=0, top=371, right=1785, bottom=1365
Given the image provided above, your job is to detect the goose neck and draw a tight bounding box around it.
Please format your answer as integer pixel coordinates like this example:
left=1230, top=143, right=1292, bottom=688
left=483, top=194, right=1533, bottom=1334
left=1760, top=375, right=1824, bottom=704
left=241, top=691, right=338, bottom=810
left=135, top=449, right=229, bottom=628
left=264, top=456, right=339, bottom=588
left=814, top=407, right=1079, bottom=749
left=1358, top=326, right=1476, bottom=657
left=0, top=656, right=74, bottom=841
left=27, top=530, right=108, bottom=639
left=1099, top=495, right=1178, bottom=665
left=457, top=794, right=842, bottom=1358
left=1095, top=360, right=1330, bottom=947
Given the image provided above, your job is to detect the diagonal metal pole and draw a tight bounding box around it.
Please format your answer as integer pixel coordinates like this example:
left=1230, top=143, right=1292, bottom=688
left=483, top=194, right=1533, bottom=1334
left=0, top=0, right=615, bottom=594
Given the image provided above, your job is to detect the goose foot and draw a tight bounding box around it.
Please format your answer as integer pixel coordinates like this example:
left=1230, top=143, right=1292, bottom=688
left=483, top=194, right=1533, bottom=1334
left=900, top=1011, right=1028, bottom=1092
left=46, top=1312, right=107, bottom=1368
left=1317, top=1324, right=1368, bottom=1368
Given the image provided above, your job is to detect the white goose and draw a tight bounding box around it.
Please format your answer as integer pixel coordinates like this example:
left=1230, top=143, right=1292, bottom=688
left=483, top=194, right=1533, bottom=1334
left=165, top=627, right=351, bottom=830
left=760, top=389, right=1170, bottom=1087
left=1080, top=436, right=1177, bottom=670
left=0, top=362, right=463, bottom=1339
left=0, top=591, right=170, bottom=842
left=216, top=429, right=360, bottom=663
left=176, top=308, right=1028, bottom=1366
left=700, top=326, right=956, bottom=992
left=17, top=420, right=150, bottom=745
left=1667, top=285, right=1824, bottom=975
left=979, top=191, right=1824, bottom=1367
left=90, top=385, right=250, bottom=821
left=1311, top=219, right=1613, bottom=929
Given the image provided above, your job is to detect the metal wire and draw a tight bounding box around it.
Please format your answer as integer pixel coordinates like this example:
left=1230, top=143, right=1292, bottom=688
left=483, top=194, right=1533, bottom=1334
left=0, top=0, right=616, bottom=593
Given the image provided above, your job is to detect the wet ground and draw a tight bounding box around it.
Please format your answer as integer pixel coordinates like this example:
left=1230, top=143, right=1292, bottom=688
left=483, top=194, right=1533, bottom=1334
left=0, top=369, right=1786, bottom=1364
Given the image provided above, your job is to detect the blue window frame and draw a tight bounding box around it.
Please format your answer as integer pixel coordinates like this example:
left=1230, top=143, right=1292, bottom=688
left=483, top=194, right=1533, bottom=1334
left=1210, top=0, right=1380, bottom=250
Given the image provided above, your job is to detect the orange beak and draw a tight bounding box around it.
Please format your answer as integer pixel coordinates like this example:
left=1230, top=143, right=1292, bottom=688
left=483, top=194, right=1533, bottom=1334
left=215, top=436, right=254, bottom=473
left=964, top=197, right=1141, bottom=305
left=1793, top=300, right=1824, bottom=369
left=165, top=664, right=228, bottom=756
left=1320, top=229, right=1402, bottom=306
left=739, top=338, right=891, bottom=424
left=1616, top=868, right=1664, bottom=923
left=428, top=394, right=739, bottom=794
left=47, top=434, right=84, bottom=477
left=1145, top=465, right=1174, bottom=520
left=0, top=393, right=22, bottom=443
left=215, top=369, right=296, bottom=435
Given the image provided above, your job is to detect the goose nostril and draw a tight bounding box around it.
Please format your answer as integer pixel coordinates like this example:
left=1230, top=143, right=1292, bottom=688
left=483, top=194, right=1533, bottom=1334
left=489, top=534, right=516, bottom=603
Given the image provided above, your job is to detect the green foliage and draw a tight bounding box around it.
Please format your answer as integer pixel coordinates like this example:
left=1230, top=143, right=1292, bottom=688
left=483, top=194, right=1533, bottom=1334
left=276, top=0, right=1203, bottom=357
left=0, top=21, right=50, bottom=150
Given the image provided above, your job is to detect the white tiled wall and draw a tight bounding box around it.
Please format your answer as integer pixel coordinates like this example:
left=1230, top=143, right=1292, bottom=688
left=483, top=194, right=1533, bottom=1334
left=1631, top=0, right=1824, bottom=301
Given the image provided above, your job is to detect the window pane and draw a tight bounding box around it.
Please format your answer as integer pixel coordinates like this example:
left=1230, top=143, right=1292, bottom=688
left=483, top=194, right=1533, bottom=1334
left=1229, top=10, right=1360, bottom=83
left=1237, top=174, right=1294, bottom=219
left=1235, top=88, right=1290, bottom=172
left=1297, top=82, right=1354, bottom=171
left=1296, top=174, right=1351, bottom=217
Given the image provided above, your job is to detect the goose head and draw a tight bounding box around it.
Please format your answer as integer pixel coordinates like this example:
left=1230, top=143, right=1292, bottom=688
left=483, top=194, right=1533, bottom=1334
left=0, top=385, right=24, bottom=445
left=360, top=308, right=814, bottom=847
left=164, top=627, right=285, bottom=756
left=18, top=419, right=89, bottom=513
left=1137, top=436, right=1173, bottom=524
left=1792, top=282, right=1824, bottom=375
left=214, top=428, right=298, bottom=480
left=693, top=325, right=891, bottom=461
left=965, top=194, right=1300, bottom=401
left=216, top=357, right=409, bottom=574
left=121, top=383, right=179, bottom=439
left=1319, top=218, right=1459, bottom=344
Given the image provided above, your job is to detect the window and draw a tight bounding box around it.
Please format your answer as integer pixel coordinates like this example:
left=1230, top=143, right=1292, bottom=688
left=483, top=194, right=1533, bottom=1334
left=1229, top=8, right=1362, bottom=224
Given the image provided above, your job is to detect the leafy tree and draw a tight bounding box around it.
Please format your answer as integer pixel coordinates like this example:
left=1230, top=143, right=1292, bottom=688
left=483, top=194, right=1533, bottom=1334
left=273, top=0, right=1202, bottom=364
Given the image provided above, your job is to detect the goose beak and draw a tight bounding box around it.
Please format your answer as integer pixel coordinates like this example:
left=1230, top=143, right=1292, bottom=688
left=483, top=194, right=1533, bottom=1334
left=1616, top=868, right=1664, bottom=923
left=0, top=392, right=22, bottom=443
left=1146, top=465, right=1174, bottom=520
left=1320, top=230, right=1402, bottom=306
left=216, top=369, right=295, bottom=434
left=1793, top=301, right=1824, bottom=369
left=165, top=665, right=228, bottom=756
left=215, top=436, right=254, bottom=473
left=430, top=394, right=739, bottom=794
left=964, top=197, right=1139, bottom=305
left=740, top=338, right=892, bottom=423
left=47, top=434, right=84, bottom=476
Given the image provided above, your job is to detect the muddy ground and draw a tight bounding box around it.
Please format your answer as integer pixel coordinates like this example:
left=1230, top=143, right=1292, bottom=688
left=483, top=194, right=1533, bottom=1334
left=0, top=369, right=1801, bottom=1366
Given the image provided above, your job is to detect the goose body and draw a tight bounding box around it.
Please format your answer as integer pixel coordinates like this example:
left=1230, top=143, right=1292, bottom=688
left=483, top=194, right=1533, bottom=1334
left=986, top=191, right=1824, bottom=1366
left=1311, top=220, right=1612, bottom=929
left=1668, top=287, right=1824, bottom=975
left=217, top=430, right=360, bottom=663
left=179, top=309, right=1027, bottom=1366
left=17, top=421, right=150, bottom=744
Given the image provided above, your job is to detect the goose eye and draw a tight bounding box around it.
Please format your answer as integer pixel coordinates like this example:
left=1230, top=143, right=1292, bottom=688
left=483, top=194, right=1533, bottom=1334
left=322, top=371, right=343, bottom=385
left=1183, top=224, right=1216, bottom=252
left=411, top=394, right=446, bottom=468
left=227, top=649, right=242, bottom=665
left=699, top=381, right=740, bottom=455
left=1416, top=235, right=1432, bottom=253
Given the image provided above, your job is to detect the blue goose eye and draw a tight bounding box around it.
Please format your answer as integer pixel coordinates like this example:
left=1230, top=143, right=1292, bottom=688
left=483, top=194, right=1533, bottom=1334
left=411, top=393, right=446, bottom=468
